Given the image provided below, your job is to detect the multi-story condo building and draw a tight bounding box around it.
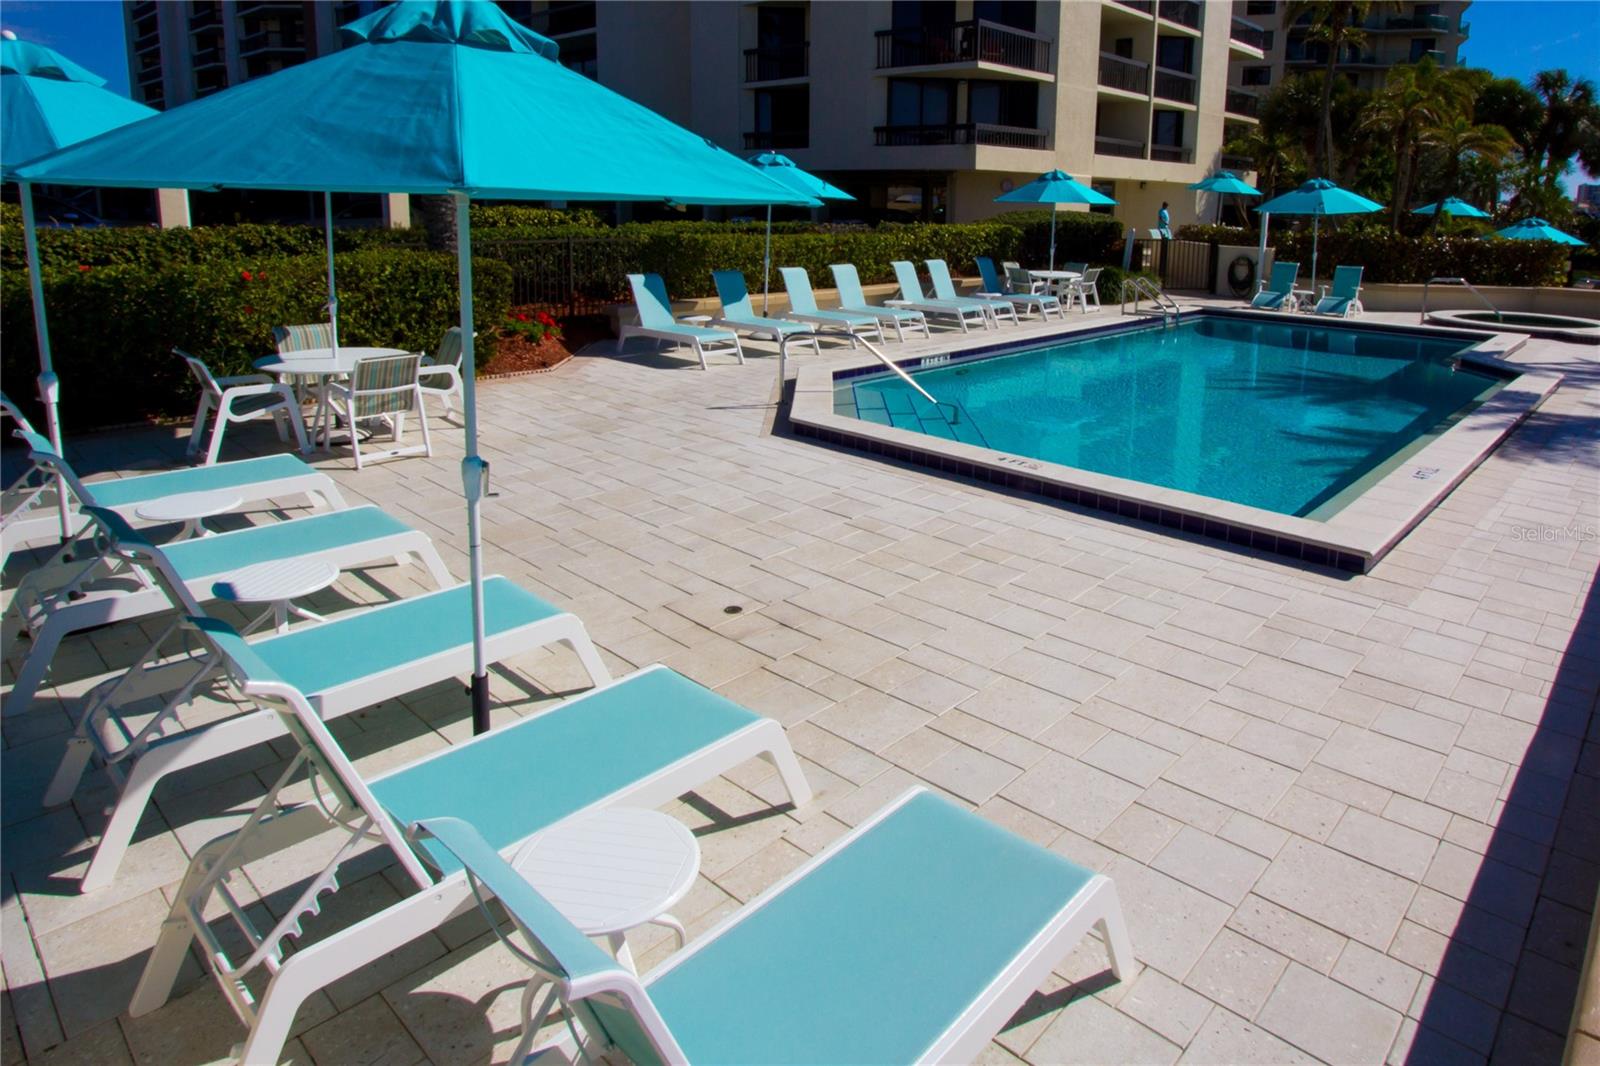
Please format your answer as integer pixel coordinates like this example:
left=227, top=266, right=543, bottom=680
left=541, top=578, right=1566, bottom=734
left=122, top=0, right=1281, bottom=227
left=1228, top=0, right=1469, bottom=102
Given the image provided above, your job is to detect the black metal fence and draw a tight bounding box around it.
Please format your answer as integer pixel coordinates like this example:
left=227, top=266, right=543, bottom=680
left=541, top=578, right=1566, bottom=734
left=1127, top=237, right=1217, bottom=292
left=476, top=236, right=636, bottom=316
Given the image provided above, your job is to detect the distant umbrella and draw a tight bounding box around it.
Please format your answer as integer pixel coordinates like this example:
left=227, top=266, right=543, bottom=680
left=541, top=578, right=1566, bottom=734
left=996, top=170, right=1117, bottom=270
left=1411, top=198, right=1490, bottom=218
left=746, top=152, right=839, bottom=313
left=1188, top=170, right=1260, bottom=224
left=1255, top=179, right=1384, bottom=290
left=1488, top=217, right=1586, bottom=246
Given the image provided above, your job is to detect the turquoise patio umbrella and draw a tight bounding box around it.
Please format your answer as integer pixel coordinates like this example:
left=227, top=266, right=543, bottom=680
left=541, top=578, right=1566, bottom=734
left=18, top=0, right=813, bottom=733
left=1255, top=178, right=1383, bottom=292
left=1412, top=197, right=1490, bottom=218
left=995, top=169, right=1117, bottom=270
left=2, top=32, right=158, bottom=536
left=746, top=152, right=841, bottom=312
left=1188, top=169, right=1260, bottom=223
left=1489, top=217, right=1587, bottom=246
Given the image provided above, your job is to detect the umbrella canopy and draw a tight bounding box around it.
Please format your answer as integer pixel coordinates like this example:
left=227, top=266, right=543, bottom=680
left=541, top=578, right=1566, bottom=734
left=1187, top=170, right=1261, bottom=196
left=1, top=35, right=158, bottom=173
left=994, top=170, right=1117, bottom=271
left=746, top=152, right=843, bottom=313
left=17, top=0, right=816, bottom=736
left=1254, top=178, right=1383, bottom=291
left=1411, top=197, right=1490, bottom=218
left=3, top=32, right=161, bottom=538
left=1490, top=217, right=1587, bottom=246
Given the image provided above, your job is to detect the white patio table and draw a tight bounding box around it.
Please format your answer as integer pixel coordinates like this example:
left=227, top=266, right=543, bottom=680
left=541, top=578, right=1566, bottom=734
left=1028, top=269, right=1082, bottom=303
left=255, top=346, right=407, bottom=450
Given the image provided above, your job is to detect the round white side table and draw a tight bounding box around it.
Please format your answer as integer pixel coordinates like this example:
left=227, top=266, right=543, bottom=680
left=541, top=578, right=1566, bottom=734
left=134, top=490, right=245, bottom=539
left=211, top=558, right=340, bottom=633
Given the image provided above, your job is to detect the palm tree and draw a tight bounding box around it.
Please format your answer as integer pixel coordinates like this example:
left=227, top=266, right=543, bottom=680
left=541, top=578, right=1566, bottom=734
left=1529, top=70, right=1600, bottom=184
left=1284, top=0, right=1387, bottom=176
left=1419, top=115, right=1514, bottom=228
left=1360, top=58, right=1473, bottom=227
left=1224, top=124, right=1304, bottom=200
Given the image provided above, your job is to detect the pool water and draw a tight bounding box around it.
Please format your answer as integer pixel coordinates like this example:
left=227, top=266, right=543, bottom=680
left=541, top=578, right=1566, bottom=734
left=840, top=317, right=1504, bottom=518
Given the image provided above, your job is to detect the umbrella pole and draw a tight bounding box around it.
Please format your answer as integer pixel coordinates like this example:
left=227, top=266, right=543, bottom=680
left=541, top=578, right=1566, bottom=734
left=1257, top=211, right=1269, bottom=284
left=18, top=181, right=71, bottom=540
left=762, top=204, right=772, bottom=316
left=1049, top=202, right=1057, bottom=272
left=454, top=192, right=491, bottom=736
left=1311, top=213, right=1320, bottom=297
left=323, top=191, right=339, bottom=348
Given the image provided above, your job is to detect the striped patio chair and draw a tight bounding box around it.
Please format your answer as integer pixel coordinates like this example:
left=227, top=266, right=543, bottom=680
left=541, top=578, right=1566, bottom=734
left=324, top=351, right=431, bottom=469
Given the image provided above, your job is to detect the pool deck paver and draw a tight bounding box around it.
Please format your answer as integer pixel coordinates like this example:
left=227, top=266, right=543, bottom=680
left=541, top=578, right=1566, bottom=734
left=1, top=303, right=1596, bottom=1065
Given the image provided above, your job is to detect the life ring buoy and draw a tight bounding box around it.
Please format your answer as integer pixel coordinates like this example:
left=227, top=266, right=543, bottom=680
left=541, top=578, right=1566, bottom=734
left=1228, top=255, right=1256, bottom=297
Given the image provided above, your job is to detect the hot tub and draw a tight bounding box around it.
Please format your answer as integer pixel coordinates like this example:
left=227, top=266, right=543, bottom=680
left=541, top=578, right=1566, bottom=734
left=1425, top=309, right=1600, bottom=344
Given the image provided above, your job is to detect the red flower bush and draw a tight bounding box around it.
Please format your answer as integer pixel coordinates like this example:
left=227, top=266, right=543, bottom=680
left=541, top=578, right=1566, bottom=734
left=240, top=270, right=253, bottom=282
left=77, top=264, right=91, bottom=272
left=503, top=307, right=562, bottom=344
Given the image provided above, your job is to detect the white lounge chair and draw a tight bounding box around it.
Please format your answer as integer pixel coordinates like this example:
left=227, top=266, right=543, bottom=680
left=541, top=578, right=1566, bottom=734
left=926, top=259, right=1018, bottom=325
left=322, top=351, right=433, bottom=469
left=830, top=263, right=930, bottom=342
left=176, top=348, right=310, bottom=466
left=976, top=256, right=1063, bottom=320
left=619, top=273, right=744, bottom=370
left=2, top=426, right=346, bottom=570
left=46, top=505, right=610, bottom=893
left=888, top=261, right=991, bottom=333
left=778, top=266, right=885, bottom=346
left=1312, top=265, right=1364, bottom=317
left=416, top=786, right=1134, bottom=1064
left=4, top=456, right=450, bottom=719
left=710, top=269, right=822, bottom=360
left=129, top=639, right=811, bottom=1065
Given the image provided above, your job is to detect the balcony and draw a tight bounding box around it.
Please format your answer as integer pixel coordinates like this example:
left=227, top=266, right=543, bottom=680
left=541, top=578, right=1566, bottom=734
left=132, top=26, right=161, bottom=51
left=1095, top=134, right=1146, bottom=159
left=1157, top=0, right=1201, bottom=30
left=744, top=130, right=809, bottom=150
left=1365, top=12, right=1453, bottom=32
left=136, top=64, right=164, bottom=88
left=1225, top=88, right=1260, bottom=118
left=1229, top=17, right=1266, bottom=51
left=528, top=1, right=597, bottom=37
left=874, top=20, right=1052, bottom=76
left=874, top=122, right=1048, bottom=148
left=1149, top=143, right=1193, bottom=163
left=191, top=44, right=226, bottom=69
left=1098, top=52, right=1149, bottom=94
left=188, top=7, right=223, bottom=31
left=745, top=43, right=808, bottom=83
left=1111, top=0, right=1155, bottom=13
left=1221, top=153, right=1254, bottom=171
left=1153, top=67, right=1196, bottom=104
left=1415, top=48, right=1447, bottom=64
left=234, top=2, right=302, bottom=15
left=238, top=29, right=304, bottom=55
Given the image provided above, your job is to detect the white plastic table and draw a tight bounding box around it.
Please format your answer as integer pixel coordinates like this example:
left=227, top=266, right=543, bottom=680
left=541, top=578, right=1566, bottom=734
left=134, top=490, right=244, bottom=540
left=1029, top=269, right=1082, bottom=303
left=254, top=347, right=408, bottom=449
left=513, top=807, right=700, bottom=973
left=210, top=557, right=339, bottom=633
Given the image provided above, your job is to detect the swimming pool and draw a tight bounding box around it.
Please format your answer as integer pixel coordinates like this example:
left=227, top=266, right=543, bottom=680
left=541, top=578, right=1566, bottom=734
left=791, top=311, right=1559, bottom=571
left=836, top=316, right=1504, bottom=519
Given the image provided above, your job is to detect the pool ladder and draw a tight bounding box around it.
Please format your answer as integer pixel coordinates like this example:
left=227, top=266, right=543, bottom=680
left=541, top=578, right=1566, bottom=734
left=1421, top=277, right=1503, bottom=324
left=1121, top=277, right=1182, bottom=324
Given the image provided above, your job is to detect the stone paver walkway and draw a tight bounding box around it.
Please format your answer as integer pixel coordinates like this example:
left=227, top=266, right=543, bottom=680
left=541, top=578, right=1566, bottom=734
left=2, top=307, right=1596, bottom=1065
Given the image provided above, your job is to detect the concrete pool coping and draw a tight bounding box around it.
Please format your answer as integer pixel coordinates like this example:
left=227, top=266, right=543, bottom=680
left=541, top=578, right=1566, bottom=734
left=789, top=310, right=1564, bottom=573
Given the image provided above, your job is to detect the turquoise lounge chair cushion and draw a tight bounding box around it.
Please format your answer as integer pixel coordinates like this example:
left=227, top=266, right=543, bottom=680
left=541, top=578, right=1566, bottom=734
left=372, top=667, right=761, bottom=874
left=831, top=264, right=921, bottom=322
left=162, top=506, right=413, bottom=581
left=647, top=790, right=1097, bottom=1063
left=712, top=270, right=813, bottom=334
left=1251, top=289, right=1289, bottom=309
left=85, top=455, right=318, bottom=508
left=249, top=576, right=560, bottom=697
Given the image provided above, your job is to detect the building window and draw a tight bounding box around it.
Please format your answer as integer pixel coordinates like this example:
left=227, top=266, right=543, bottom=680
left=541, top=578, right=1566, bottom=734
left=972, top=0, right=1036, bottom=31
left=1155, top=34, right=1193, bottom=73
left=753, top=86, right=809, bottom=148
left=1242, top=65, right=1272, bottom=86
left=1152, top=109, right=1184, bottom=146
left=1262, top=29, right=1274, bottom=49
left=1245, top=0, right=1276, bottom=14
left=891, top=0, right=956, bottom=28
left=560, top=34, right=598, bottom=78
left=887, top=78, right=956, bottom=127
left=968, top=80, right=1038, bottom=128
left=1409, top=37, right=1437, bottom=61
left=1090, top=181, right=1116, bottom=216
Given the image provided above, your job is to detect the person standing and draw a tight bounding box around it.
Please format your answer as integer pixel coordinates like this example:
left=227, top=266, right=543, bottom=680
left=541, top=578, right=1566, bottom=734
left=1157, top=202, right=1172, bottom=239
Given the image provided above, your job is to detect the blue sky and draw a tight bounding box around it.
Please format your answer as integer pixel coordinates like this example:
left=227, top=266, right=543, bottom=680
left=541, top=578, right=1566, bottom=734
left=2, top=0, right=1597, bottom=188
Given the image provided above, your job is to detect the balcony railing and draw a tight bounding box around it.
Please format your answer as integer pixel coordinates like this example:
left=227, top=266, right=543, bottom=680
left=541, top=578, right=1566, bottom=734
left=744, top=130, right=809, bottom=150
left=1153, top=67, right=1196, bottom=103
left=1365, top=12, right=1452, bottom=31
left=1098, top=52, right=1149, bottom=94
left=1225, top=88, right=1259, bottom=117
left=1113, top=0, right=1154, bottom=12
left=234, top=1, right=302, bottom=15
left=744, top=43, right=808, bottom=82
left=1415, top=48, right=1447, bottom=64
left=191, top=45, right=225, bottom=69
left=136, top=65, right=164, bottom=87
left=188, top=7, right=223, bottom=31
left=1095, top=134, right=1146, bottom=158
left=874, top=19, right=1052, bottom=75
left=239, top=29, right=304, bottom=54
left=1150, top=144, right=1193, bottom=163
left=1157, top=0, right=1201, bottom=30
left=1221, top=153, right=1255, bottom=171
left=1229, top=17, right=1266, bottom=50
left=874, top=122, right=1048, bottom=148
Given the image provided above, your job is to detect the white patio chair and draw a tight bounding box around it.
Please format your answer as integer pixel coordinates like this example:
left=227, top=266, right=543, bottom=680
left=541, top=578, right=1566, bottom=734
left=176, top=348, right=309, bottom=466
left=323, top=351, right=432, bottom=469
left=417, top=325, right=470, bottom=419
left=1065, top=267, right=1104, bottom=313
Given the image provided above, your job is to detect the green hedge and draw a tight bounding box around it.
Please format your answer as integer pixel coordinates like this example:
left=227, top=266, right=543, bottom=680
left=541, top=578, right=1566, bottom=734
left=0, top=222, right=424, bottom=273
left=1, top=248, right=510, bottom=430
left=1171, top=223, right=1571, bottom=285
left=469, top=204, right=604, bottom=229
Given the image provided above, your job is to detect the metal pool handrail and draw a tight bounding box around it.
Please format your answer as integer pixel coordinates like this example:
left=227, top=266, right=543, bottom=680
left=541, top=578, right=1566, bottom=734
left=856, top=336, right=939, bottom=405
left=1121, top=276, right=1180, bottom=323
left=1421, top=277, right=1502, bottom=324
